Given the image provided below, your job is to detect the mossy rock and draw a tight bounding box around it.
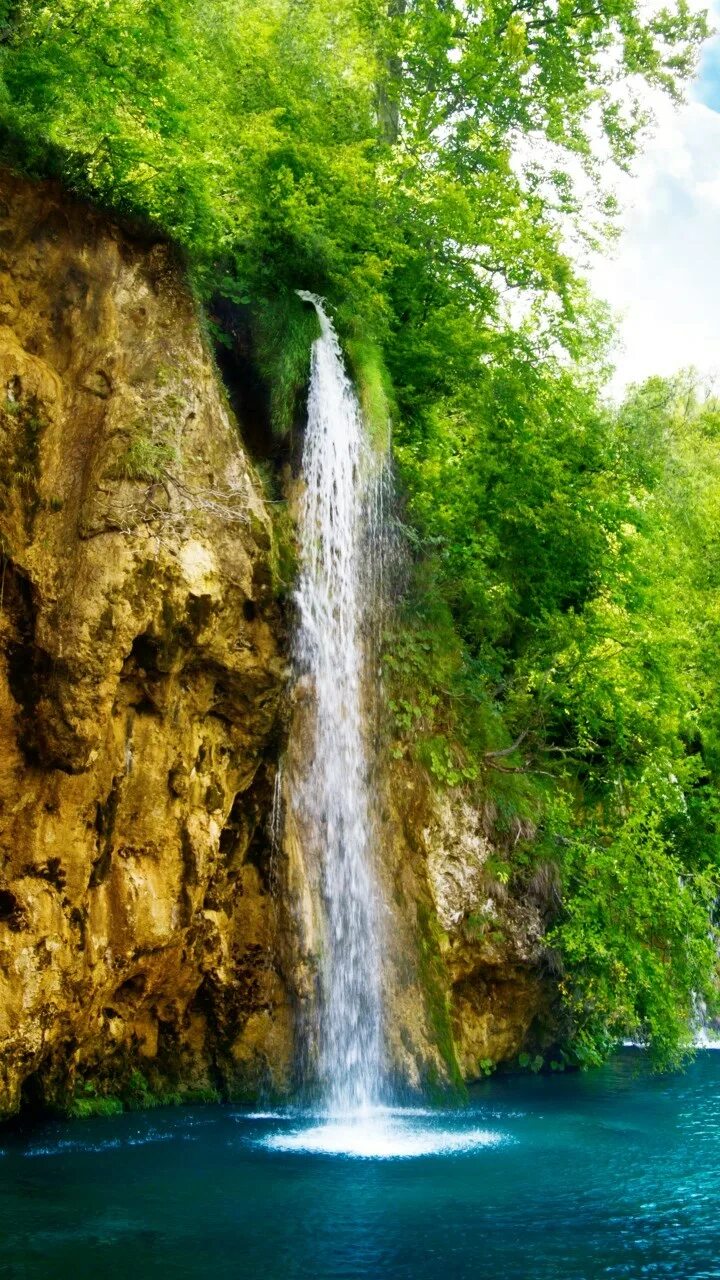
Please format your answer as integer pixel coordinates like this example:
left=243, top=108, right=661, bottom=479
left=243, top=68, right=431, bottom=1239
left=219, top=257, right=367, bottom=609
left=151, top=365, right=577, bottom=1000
left=416, top=900, right=467, bottom=1098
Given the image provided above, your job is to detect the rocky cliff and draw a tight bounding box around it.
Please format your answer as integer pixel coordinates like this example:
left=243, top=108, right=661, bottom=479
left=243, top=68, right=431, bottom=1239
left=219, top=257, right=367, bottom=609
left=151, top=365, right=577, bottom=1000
left=0, top=169, right=552, bottom=1118
left=378, top=762, right=556, bottom=1091
left=0, top=169, right=297, bottom=1114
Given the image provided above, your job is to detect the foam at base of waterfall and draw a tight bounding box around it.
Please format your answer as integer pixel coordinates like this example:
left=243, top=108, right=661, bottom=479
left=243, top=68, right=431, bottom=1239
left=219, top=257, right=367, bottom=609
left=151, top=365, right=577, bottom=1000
left=257, top=1109, right=508, bottom=1159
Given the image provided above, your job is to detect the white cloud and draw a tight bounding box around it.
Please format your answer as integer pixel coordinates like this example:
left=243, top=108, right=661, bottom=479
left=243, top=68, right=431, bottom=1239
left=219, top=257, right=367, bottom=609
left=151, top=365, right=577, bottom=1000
left=591, top=8, right=720, bottom=394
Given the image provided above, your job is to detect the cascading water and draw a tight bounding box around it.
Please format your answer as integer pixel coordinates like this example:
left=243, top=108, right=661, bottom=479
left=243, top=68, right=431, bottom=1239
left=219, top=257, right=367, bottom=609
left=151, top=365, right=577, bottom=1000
left=261, top=303, right=504, bottom=1157
left=289, top=292, right=385, bottom=1114
left=693, top=994, right=720, bottom=1049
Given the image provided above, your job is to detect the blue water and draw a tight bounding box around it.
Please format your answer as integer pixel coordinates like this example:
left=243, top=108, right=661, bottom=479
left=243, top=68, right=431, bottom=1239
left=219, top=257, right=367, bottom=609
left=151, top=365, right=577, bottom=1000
left=1, top=1050, right=720, bottom=1279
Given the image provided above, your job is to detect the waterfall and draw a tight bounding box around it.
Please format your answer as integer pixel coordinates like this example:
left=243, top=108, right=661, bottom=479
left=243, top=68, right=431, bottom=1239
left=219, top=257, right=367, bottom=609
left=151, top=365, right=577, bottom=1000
left=693, top=994, right=720, bottom=1048
left=288, top=291, right=386, bottom=1114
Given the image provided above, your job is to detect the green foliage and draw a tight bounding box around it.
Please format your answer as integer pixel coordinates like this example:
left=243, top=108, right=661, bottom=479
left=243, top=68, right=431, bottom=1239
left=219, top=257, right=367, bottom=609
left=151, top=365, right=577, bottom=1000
left=383, top=593, right=478, bottom=787
left=125, top=1068, right=167, bottom=1109
left=67, top=1072, right=221, bottom=1116
left=0, top=0, right=706, bottom=334
left=550, top=760, right=718, bottom=1071
left=252, top=293, right=320, bottom=439
left=345, top=331, right=394, bottom=454
left=394, top=368, right=720, bottom=1067
left=67, top=1081, right=124, bottom=1119
left=267, top=497, right=298, bottom=598
left=0, top=391, right=47, bottom=525
left=113, top=428, right=177, bottom=482
left=0, top=0, right=382, bottom=311
left=382, top=574, right=547, bottom=843
left=517, top=1053, right=545, bottom=1074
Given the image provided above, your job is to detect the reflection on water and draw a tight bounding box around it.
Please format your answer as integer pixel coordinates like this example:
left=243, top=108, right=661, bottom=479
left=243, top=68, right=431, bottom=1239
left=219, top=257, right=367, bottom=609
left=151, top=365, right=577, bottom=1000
left=1, top=1050, right=720, bottom=1279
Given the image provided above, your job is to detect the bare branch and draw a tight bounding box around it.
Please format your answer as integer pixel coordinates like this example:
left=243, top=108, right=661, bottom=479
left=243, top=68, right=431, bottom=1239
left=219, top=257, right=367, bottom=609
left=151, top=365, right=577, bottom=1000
left=484, top=726, right=530, bottom=759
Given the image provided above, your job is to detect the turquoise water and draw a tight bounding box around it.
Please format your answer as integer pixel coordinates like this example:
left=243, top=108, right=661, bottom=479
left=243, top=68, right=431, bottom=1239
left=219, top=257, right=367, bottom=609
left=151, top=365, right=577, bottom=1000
left=1, top=1050, right=720, bottom=1279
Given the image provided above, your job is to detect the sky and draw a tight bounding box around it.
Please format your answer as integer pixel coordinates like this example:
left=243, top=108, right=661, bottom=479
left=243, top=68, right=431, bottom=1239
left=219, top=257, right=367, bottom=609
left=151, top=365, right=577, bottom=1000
left=591, top=2, right=720, bottom=393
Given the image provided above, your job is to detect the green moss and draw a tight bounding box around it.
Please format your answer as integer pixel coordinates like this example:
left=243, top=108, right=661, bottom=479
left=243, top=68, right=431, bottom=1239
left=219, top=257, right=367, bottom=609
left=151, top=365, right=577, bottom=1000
left=517, top=1052, right=545, bottom=1074
left=66, top=1080, right=124, bottom=1118
left=0, top=393, right=47, bottom=529
left=113, top=428, right=178, bottom=482
left=416, top=901, right=467, bottom=1099
left=382, top=585, right=482, bottom=788
left=66, top=1073, right=222, bottom=1118
left=269, top=499, right=298, bottom=598
left=252, top=293, right=321, bottom=439
left=382, top=575, right=551, bottom=850
left=252, top=294, right=392, bottom=451
left=464, top=912, right=486, bottom=941
left=345, top=333, right=394, bottom=454
left=179, top=1086, right=223, bottom=1105
left=122, top=1068, right=222, bottom=1110
left=68, top=1095, right=124, bottom=1118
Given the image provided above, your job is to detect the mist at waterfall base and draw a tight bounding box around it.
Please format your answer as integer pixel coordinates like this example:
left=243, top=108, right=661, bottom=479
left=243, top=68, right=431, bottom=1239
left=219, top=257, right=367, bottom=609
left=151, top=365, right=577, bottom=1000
left=4, top=1052, right=720, bottom=1278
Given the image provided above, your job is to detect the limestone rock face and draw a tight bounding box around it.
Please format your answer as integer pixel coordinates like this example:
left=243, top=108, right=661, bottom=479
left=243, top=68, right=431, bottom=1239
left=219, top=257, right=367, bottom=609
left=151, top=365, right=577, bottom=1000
left=0, top=170, right=294, bottom=1114
left=381, top=762, right=555, bottom=1088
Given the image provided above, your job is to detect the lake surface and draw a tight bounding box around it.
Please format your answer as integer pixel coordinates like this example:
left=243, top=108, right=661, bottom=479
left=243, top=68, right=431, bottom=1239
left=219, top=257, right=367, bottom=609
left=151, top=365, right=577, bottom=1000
left=1, top=1050, right=719, bottom=1279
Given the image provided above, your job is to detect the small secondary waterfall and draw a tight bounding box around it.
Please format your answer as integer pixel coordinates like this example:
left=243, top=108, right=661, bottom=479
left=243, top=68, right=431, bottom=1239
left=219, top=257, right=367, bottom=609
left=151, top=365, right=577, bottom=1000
left=289, top=292, right=386, bottom=1113
left=693, top=994, right=720, bottom=1048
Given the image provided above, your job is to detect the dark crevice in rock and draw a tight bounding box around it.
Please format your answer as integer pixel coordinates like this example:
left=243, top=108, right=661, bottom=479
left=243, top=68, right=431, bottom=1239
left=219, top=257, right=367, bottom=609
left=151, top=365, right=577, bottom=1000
left=114, top=973, right=147, bottom=1002
left=22, top=857, right=66, bottom=891
left=2, top=559, right=53, bottom=763
left=68, top=906, right=87, bottom=950
left=185, top=594, right=214, bottom=637
left=127, top=631, right=162, bottom=675
left=180, top=824, right=199, bottom=891
left=89, top=774, right=123, bottom=888
left=0, top=888, right=26, bottom=930
left=209, top=301, right=276, bottom=463
left=244, top=823, right=273, bottom=894
left=18, top=1066, right=51, bottom=1119
left=219, top=793, right=245, bottom=862
left=132, top=694, right=161, bottom=717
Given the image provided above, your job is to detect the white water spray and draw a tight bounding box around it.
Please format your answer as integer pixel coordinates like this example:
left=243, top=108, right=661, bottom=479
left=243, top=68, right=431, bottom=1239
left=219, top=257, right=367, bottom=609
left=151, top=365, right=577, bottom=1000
left=693, top=994, right=720, bottom=1049
left=290, top=292, right=385, bottom=1113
